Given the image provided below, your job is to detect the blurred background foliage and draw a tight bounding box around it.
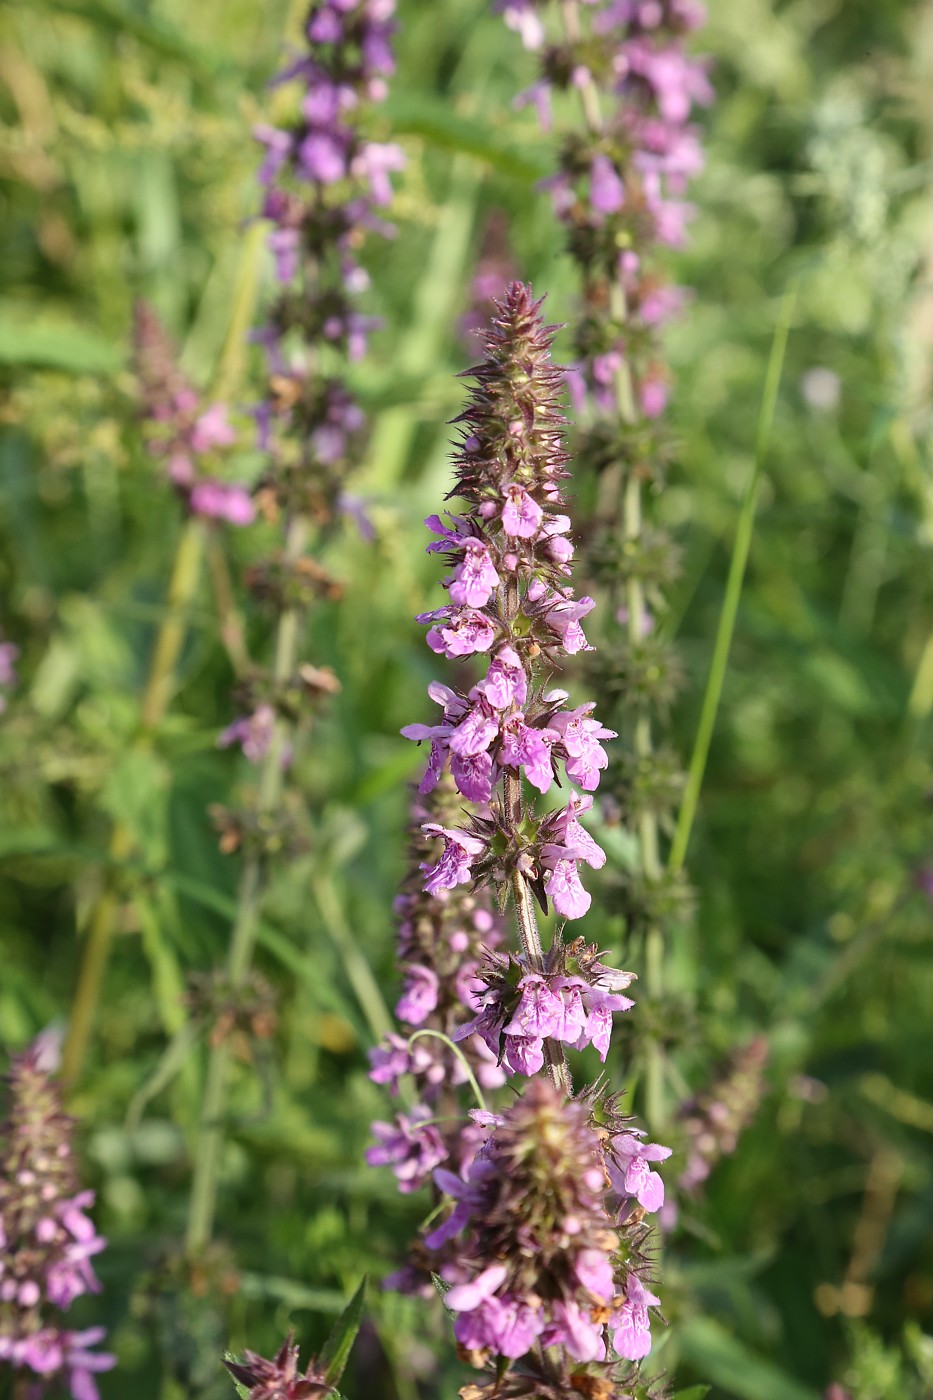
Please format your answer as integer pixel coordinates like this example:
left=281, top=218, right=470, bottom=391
left=1, top=0, right=933, bottom=1396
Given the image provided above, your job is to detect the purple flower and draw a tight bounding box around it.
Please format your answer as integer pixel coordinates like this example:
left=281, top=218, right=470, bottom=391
left=365, top=1107, right=447, bottom=1194
left=551, top=703, right=617, bottom=790
left=611, top=1274, right=660, bottom=1361
left=542, top=793, right=607, bottom=871
left=500, top=717, right=557, bottom=793
left=450, top=748, right=496, bottom=804
left=590, top=154, right=625, bottom=215
left=218, top=705, right=278, bottom=764
left=448, top=700, right=499, bottom=758
left=501, top=482, right=544, bottom=538
left=503, top=1034, right=546, bottom=1076
left=420, top=825, right=485, bottom=896
left=447, top=1268, right=544, bottom=1358
left=504, top=975, right=563, bottom=1040
left=449, top=539, right=501, bottom=608
left=425, top=608, right=497, bottom=658
left=0, top=1043, right=113, bottom=1398
left=609, top=1133, right=672, bottom=1212
left=395, top=966, right=440, bottom=1027
left=544, top=593, right=596, bottom=653
left=542, top=1298, right=607, bottom=1362
left=475, top=646, right=527, bottom=709
left=543, top=856, right=591, bottom=919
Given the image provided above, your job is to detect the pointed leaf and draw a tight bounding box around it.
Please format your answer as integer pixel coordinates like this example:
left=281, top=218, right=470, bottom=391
left=222, top=1355, right=251, bottom=1400
left=320, top=1276, right=367, bottom=1387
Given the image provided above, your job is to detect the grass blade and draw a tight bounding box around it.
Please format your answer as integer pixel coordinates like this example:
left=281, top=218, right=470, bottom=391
left=669, top=281, right=798, bottom=872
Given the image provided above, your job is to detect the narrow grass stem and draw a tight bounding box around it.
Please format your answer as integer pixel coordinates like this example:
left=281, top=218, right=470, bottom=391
left=62, top=517, right=206, bottom=1086
left=669, top=282, right=797, bottom=874
left=186, top=515, right=308, bottom=1255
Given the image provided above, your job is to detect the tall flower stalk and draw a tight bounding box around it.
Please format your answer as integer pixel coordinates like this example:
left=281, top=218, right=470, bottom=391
left=495, top=0, right=712, bottom=1128
left=185, top=0, right=403, bottom=1256
left=0, top=1033, right=114, bottom=1400
left=370, top=286, right=671, bottom=1397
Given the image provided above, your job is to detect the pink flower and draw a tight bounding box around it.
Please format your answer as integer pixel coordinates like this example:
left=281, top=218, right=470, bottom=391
left=475, top=646, right=527, bottom=710
left=451, top=748, right=496, bottom=803
left=420, top=825, right=486, bottom=896
left=551, top=703, right=617, bottom=790
left=543, top=857, right=591, bottom=919
left=449, top=539, right=501, bottom=608
left=609, top=1133, right=672, bottom=1212
left=425, top=608, right=496, bottom=658
left=191, top=403, right=236, bottom=452
left=544, top=593, right=596, bottom=653
left=500, top=717, right=557, bottom=793
left=543, top=1298, right=607, bottom=1362
left=448, top=701, right=499, bottom=758
left=505, top=975, right=563, bottom=1040
left=590, top=154, right=625, bottom=215
left=395, top=966, right=440, bottom=1026
left=501, top=483, right=543, bottom=538
left=366, top=1107, right=447, bottom=1194
left=218, top=705, right=277, bottom=764
left=611, top=1274, right=660, bottom=1361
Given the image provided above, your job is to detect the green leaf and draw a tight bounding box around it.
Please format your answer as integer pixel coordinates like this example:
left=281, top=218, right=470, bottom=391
left=679, top=1318, right=822, bottom=1400
left=0, top=304, right=122, bottom=374
left=320, top=1276, right=367, bottom=1387
left=46, top=0, right=219, bottom=78
left=385, top=92, right=549, bottom=180
left=222, top=1355, right=251, bottom=1400
left=674, top=1387, right=713, bottom=1400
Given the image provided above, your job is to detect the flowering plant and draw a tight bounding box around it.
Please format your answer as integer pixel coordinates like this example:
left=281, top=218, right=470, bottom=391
left=369, top=284, right=671, bottom=1395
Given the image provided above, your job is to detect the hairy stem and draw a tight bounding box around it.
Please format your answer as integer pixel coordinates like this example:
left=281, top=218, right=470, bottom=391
left=186, top=515, right=308, bottom=1255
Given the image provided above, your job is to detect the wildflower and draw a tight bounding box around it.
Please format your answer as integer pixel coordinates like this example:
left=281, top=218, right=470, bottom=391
left=133, top=302, right=253, bottom=526
left=0, top=1036, right=114, bottom=1400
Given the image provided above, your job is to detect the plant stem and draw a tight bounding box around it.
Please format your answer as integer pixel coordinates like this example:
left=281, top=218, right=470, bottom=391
left=61, top=517, right=206, bottom=1086
left=669, top=282, right=797, bottom=873
left=185, top=515, right=308, bottom=1256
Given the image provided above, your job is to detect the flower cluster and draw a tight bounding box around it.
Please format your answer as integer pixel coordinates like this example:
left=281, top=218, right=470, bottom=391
left=402, top=284, right=619, bottom=924
left=0, top=1034, right=114, bottom=1400
left=497, top=0, right=710, bottom=946
left=133, top=301, right=254, bottom=526
left=214, top=2, right=401, bottom=775
left=459, top=938, right=635, bottom=1075
left=370, top=288, right=670, bottom=1390
left=0, top=632, right=18, bottom=714
left=430, top=1081, right=667, bottom=1374
left=498, top=0, right=711, bottom=412
left=252, top=0, right=403, bottom=518
left=676, top=1036, right=769, bottom=1194
left=367, top=779, right=507, bottom=1202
